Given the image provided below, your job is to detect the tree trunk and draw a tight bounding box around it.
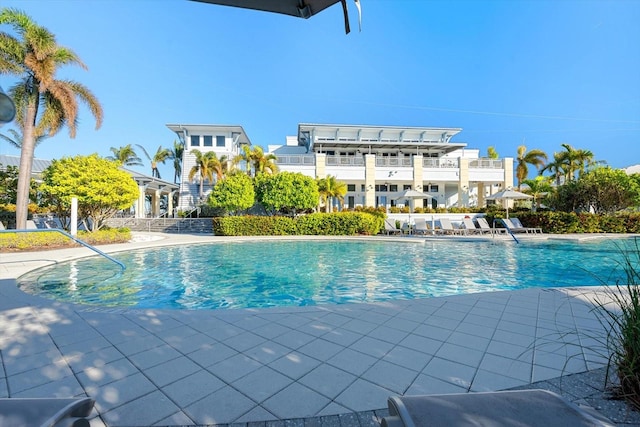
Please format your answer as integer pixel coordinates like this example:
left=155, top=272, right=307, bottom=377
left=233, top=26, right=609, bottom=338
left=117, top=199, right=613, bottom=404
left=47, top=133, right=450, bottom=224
left=15, top=104, right=38, bottom=229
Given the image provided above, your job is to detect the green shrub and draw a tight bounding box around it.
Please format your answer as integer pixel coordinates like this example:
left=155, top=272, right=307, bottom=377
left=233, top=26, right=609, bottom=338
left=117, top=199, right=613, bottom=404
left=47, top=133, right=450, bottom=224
left=213, top=212, right=383, bottom=236
left=0, top=228, right=131, bottom=251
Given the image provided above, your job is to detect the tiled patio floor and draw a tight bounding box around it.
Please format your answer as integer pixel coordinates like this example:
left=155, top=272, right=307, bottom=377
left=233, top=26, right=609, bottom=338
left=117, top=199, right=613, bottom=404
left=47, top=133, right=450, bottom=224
left=0, top=234, right=613, bottom=426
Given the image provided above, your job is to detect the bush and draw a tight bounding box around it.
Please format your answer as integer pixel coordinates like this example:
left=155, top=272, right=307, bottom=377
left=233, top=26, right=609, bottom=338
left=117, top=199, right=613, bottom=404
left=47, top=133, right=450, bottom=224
left=213, top=212, right=383, bottom=236
left=0, top=228, right=131, bottom=251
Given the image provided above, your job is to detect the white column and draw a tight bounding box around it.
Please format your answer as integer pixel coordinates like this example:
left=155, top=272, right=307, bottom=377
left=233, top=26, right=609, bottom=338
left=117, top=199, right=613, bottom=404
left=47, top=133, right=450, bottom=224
left=70, top=197, right=78, bottom=236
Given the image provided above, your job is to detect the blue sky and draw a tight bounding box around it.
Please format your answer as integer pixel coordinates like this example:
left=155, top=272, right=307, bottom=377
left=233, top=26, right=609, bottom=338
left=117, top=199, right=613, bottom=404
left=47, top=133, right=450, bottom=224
left=1, top=0, right=639, bottom=181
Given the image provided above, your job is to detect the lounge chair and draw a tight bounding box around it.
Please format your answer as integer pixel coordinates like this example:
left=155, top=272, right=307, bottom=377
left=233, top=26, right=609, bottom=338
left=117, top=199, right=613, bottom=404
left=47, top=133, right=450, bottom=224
left=25, top=220, right=38, bottom=230
left=502, top=218, right=538, bottom=234
left=476, top=217, right=506, bottom=234
left=413, top=218, right=431, bottom=235
left=436, top=218, right=464, bottom=235
left=380, top=389, right=615, bottom=427
left=401, top=222, right=412, bottom=235
left=383, top=218, right=401, bottom=235
left=462, top=218, right=484, bottom=234
left=0, top=221, right=5, bottom=230
left=0, top=397, right=94, bottom=427
left=511, top=217, right=543, bottom=234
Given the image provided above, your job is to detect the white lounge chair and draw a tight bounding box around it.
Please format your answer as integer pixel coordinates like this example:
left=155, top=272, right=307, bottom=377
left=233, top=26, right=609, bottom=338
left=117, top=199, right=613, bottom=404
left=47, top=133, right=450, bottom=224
left=462, top=218, right=484, bottom=234
left=413, top=218, right=431, bottom=235
left=502, top=218, right=537, bottom=233
left=511, top=217, right=543, bottom=233
left=383, top=218, right=401, bottom=235
left=436, top=218, right=464, bottom=235
left=0, top=221, right=5, bottom=230
left=25, top=220, right=38, bottom=230
left=476, top=217, right=506, bottom=234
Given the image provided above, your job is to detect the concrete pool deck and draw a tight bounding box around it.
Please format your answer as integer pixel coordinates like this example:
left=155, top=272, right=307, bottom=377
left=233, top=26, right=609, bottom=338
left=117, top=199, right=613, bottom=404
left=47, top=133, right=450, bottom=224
left=0, top=232, right=638, bottom=426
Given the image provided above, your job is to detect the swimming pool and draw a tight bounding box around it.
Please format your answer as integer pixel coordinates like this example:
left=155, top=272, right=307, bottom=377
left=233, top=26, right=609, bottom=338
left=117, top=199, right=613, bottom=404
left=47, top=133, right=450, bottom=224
left=17, top=238, right=637, bottom=310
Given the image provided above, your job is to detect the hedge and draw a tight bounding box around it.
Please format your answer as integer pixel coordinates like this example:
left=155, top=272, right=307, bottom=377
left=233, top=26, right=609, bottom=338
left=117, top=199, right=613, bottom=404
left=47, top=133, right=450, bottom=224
left=213, top=212, right=383, bottom=236
left=0, top=228, right=131, bottom=251
left=484, top=211, right=640, bottom=234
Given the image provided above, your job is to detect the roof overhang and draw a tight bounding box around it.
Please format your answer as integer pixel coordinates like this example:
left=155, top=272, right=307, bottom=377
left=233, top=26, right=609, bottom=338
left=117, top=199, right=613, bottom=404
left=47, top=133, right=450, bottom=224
left=297, top=123, right=466, bottom=154
left=166, top=124, right=251, bottom=146
left=123, top=168, right=180, bottom=193
left=190, top=0, right=360, bottom=33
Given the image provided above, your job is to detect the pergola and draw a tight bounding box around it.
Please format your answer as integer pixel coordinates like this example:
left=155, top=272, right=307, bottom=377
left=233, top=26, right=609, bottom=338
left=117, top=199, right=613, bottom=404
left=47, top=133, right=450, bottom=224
left=124, top=169, right=180, bottom=218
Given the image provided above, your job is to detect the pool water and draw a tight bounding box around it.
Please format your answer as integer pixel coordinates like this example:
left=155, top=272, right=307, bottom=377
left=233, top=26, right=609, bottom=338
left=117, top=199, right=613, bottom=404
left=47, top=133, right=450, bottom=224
left=17, top=238, right=638, bottom=310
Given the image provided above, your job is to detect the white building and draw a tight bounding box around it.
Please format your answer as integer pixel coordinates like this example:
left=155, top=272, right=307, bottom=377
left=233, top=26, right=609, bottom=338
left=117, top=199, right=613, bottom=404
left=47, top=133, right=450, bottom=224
left=168, top=123, right=514, bottom=211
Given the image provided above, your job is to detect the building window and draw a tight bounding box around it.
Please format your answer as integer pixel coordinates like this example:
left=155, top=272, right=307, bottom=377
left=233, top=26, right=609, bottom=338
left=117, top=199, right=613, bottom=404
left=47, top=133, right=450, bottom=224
left=203, top=136, right=213, bottom=147
left=216, top=135, right=225, bottom=147
left=390, top=184, right=398, bottom=192
left=430, top=185, right=439, bottom=192
left=361, top=184, right=366, bottom=192
left=347, top=184, right=356, bottom=192
left=403, top=185, right=412, bottom=190
left=190, top=135, right=200, bottom=147
left=375, top=184, right=388, bottom=192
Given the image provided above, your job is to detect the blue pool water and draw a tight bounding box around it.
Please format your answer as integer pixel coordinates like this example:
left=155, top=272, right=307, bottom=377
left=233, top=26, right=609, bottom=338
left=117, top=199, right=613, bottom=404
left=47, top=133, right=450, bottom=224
left=17, top=238, right=638, bottom=310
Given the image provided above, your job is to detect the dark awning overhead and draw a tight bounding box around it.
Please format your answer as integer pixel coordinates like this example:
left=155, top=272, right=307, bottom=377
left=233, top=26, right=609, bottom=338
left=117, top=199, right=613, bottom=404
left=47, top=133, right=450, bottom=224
left=191, top=0, right=361, bottom=33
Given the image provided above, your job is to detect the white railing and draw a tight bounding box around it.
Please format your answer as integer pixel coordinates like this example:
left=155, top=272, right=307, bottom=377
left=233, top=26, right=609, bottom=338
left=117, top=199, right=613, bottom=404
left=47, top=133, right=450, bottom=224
left=276, top=155, right=316, bottom=166
left=375, top=157, right=412, bottom=167
left=326, top=155, right=365, bottom=166
left=469, top=159, right=503, bottom=169
left=423, top=158, right=459, bottom=168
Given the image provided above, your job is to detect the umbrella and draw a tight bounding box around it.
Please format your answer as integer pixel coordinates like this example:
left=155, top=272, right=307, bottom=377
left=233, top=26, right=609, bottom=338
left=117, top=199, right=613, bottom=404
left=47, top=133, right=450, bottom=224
left=192, top=0, right=362, bottom=33
left=395, top=190, right=433, bottom=224
left=485, top=189, right=533, bottom=218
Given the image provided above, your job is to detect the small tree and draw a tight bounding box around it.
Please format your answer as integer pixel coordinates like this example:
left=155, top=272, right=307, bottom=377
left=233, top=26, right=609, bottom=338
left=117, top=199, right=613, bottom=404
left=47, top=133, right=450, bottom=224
left=257, top=172, right=318, bottom=215
left=207, top=173, right=254, bottom=215
left=39, top=154, right=139, bottom=231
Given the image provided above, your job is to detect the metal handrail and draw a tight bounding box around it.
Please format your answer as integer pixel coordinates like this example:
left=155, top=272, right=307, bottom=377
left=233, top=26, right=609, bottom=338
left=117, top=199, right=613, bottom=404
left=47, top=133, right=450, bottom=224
left=494, top=218, right=519, bottom=243
left=1, top=228, right=126, bottom=269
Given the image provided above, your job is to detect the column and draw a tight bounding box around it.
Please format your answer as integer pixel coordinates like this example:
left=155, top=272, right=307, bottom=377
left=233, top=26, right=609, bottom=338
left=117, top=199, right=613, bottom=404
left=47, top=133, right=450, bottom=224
left=167, top=191, right=175, bottom=217
left=136, top=184, right=146, bottom=218
left=152, top=189, right=161, bottom=217
left=503, top=157, right=515, bottom=210
left=364, top=154, right=376, bottom=207
left=413, top=154, right=423, bottom=191
left=458, top=157, right=469, bottom=207
left=477, top=182, right=485, bottom=207
left=315, top=153, right=326, bottom=179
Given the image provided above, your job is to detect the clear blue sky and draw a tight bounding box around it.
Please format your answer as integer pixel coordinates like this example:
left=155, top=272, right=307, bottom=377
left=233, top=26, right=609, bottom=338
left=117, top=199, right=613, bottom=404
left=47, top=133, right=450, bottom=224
left=1, top=0, right=639, bottom=181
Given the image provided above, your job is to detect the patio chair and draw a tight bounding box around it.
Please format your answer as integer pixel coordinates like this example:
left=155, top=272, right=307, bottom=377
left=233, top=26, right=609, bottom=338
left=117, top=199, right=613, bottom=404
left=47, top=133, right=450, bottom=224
left=413, top=218, right=431, bottom=235
left=476, top=217, right=506, bottom=234
left=401, top=222, right=412, bottom=235
left=383, top=218, right=401, bottom=235
left=462, top=217, right=483, bottom=234
left=511, top=217, right=543, bottom=234
left=380, top=389, right=615, bottom=427
left=435, top=218, right=464, bottom=235
left=0, top=397, right=95, bottom=427
left=502, top=218, right=535, bottom=234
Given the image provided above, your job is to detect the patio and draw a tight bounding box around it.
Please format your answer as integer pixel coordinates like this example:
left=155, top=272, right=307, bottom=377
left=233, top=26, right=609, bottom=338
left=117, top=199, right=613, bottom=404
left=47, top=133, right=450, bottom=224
left=0, top=234, right=625, bottom=426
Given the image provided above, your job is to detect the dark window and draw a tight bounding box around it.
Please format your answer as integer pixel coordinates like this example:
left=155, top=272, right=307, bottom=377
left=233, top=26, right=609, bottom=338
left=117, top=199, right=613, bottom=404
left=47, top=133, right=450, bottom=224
left=375, top=184, right=388, bottom=192
left=347, top=184, right=356, bottom=192
left=203, top=136, right=213, bottom=147
left=361, top=184, right=366, bottom=192
left=390, top=185, right=398, bottom=192
left=190, top=135, right=200, bottom=147
left=216, top=136, right=225, bottom=147
left=403, top=185, right=412, bottom=190
left=430, top=185, right=439, bottom=192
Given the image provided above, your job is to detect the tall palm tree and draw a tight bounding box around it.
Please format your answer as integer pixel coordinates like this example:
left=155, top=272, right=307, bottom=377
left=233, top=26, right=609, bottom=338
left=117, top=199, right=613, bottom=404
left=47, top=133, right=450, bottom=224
left=558, top=143, right=605, bottom=181
left=317, top=175, right=347, bottom=212
left=540, top=152, right=569, bottom=186
left=137, top=144, right=171, bottom=179
left=234, top=145, right=278, bottom=177
left=189, top=149, right=220, bottom=201
left=487, top=146, right=499, bottom=159
left=515, top=145, right=548, bottom=191
left=169, top=140, right=184, bottom=184
left=107, top=144, right=142, bottom=167
left=0, top=8, right=103, bottom=228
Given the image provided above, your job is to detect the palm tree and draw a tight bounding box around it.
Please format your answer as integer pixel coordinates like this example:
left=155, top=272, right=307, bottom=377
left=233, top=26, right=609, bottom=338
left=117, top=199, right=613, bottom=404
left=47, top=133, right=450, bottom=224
left=317, top=175, right=347, bottom=212
left=515, top=145, right=548, bottom=191
left=107, top=144, right=142, bottom=167
left=189, top=149, right=220, bottom=201
left=0, top=127, right=47, bottom=150
left=522, top=176, right=553, bottom=212
left=137, top=144, right=171, bottom=179
left=0, top=8, right=103, bottom=229
left=558, top=143, right=605, bottom=180
left=487, top=146, right=499, bottom=159
left=540, top=152, right=569, bottom=186
left=234, top=145, right=278, bottom=177
left=169, top=140, right=184, bottom=184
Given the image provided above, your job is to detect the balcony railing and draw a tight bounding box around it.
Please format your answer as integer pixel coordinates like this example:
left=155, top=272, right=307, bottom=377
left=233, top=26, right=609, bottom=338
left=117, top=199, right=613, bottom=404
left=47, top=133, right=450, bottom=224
left=469, top=159, right=503, bottom=169
left=375, top=157, right=412, bottom=167
left=276, top=155, right=316, bottom=166
left=326, top=155, right=365, bottom=166
left=423, top=158, right=459, bottom=168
